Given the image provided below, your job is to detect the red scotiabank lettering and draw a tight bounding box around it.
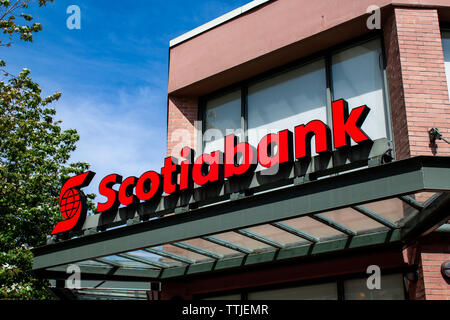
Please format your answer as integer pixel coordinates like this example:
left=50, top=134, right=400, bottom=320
left=96, top=99, right=371, bottom=213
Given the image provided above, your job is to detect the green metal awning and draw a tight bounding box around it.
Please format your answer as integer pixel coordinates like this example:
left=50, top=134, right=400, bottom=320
left=32, top=156, right=450, bottom=282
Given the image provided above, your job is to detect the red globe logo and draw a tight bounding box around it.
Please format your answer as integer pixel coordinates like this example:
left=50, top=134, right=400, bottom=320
left=60, top=188, right=81, bottom=219
left=52, top=171, right=95, bottom=235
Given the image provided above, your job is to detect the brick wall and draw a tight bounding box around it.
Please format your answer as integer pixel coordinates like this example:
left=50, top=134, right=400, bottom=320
left=385, top=9, right=450, bottom=300
left=403, top=234, right=450, bottom=300
left=420, top=233, right=450, bottom=300
left=384, top=9, right=410, bottom=159
left=384, top=7, right=450, bottom=159
left=166, top=96, right=198, bottom=159
left=421, top=252, right=450, bottom=300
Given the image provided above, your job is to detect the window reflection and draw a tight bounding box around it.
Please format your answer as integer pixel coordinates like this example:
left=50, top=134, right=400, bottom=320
left=203, top=90, right=242, bottom=154
left=344, top=273, right=405, bottom=300
left=247, top=58, right=327, bottom=158
left=202, top=38, right=390, bottom=159
left=331, top=39, right=388, bottom=142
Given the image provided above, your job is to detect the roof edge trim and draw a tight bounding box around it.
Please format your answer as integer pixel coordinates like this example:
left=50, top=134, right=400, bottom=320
left=169, top=0, right=272, bottom=48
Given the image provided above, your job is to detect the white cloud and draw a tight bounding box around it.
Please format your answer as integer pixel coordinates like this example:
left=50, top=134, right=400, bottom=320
left=54, top=86, right=167, bottom=201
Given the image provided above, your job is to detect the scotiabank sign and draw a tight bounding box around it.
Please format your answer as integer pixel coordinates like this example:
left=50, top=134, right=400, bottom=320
left=52, top=99, right=371, bottom=235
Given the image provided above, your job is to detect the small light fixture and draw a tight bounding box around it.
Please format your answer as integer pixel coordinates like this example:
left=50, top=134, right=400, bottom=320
left=429, top=128, right=450, bottom=145
left=441, top=260, right=450, bottom=282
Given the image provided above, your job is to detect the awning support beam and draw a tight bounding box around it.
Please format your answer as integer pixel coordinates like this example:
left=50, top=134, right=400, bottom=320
left=311, top=213, right=357, bottom=236
left=116, top=253, right=168, bottom=269
left=352, top=205, right=398, bottom=229
left=399, top=195, right=424, bottom=211
left=235, top=229, right=284, bottom=249
left=143, top=248, right=195, bottom=265
left=172, top=242, right=223, bottom=260
left=201, top=235, right=253, bottom=254
left=270, top=222, right=319, bottom=243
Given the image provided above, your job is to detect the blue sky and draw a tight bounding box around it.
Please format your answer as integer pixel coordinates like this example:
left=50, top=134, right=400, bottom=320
left=2, top=0, right=250, bottom=199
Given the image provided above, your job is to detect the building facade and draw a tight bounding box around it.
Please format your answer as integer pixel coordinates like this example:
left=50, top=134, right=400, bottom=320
left=32, top=0, right=450, bottom=300
left=163, top=0, right=450, bottom=300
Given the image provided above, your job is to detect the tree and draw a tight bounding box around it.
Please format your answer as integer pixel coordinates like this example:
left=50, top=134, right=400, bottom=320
left=0, top=0, right=94, bottom=299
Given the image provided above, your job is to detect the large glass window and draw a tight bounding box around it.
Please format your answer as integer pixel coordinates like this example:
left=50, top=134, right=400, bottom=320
left=247, top=282, right=338, bottom=300
left=203, top=89, right=241, bottom=154
left=201, top=37, right=390, bottom=158
left=247, top=59, right=327, bottom=155
left=331, top=39, right=388, bottom=142
left=199, top=273, right=406, bottom=300
left=343, top=273, right=405, bottom=300
left=442, top=31, right=450, bottom=100
left=247, top=274, right=405, bottom=300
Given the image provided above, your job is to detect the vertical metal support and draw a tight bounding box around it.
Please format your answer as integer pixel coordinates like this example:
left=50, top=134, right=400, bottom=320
left=241, top=85, right=248, bottom=142
left=325, top=55, right=334, bottom=130
left=325, top=55, right=338, bottom=172
left=379, top=34, right=395, bottom=159
left=197, top=98, right=206, bottom=156
left=147, top=282, right=161, bottom=300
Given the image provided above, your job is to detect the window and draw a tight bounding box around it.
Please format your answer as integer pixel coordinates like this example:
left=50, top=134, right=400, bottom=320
left=201, top=37, right=390, bottom=159
left=247, top=282, right=338, bottom=300
left=331, top=39, right=388, bottom=143
left=199, top=273, right=406, bottom=300
left=203, top=89, right=241, bottom=154
left=442, top=31, right=450, bottom=100
left=247, top=59, right=327, bottom=155
left=343, top=273, right=405, bottom=300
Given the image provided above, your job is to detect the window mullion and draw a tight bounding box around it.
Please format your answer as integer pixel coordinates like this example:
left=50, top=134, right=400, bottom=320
left=241, top=85, right=248, bottom=142
left=325, top=54, right=333, bottom=142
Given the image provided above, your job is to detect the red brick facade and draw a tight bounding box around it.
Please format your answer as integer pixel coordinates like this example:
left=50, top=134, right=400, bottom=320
left=382, top=7, right=450, bottom=300
left=166, top=96, right=198, bottom=159
left=422, top=252, right=450, bottom=300
left=384, top=7, right=450, bottom=159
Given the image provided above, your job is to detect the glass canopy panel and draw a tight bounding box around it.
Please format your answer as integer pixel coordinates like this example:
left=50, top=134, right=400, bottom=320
left=100, top=255, right=159, bottom=269
left=281, top=216, right=344, bottom=238
left=409, top=192, right=438, bottom=205
left=319, top=207, right=385, bottom=232
left=247, top=224, right=309, bottom=245
left=160, top=244, right=214, bottom=262
left=127, top=249, right=182, bottom=267
left=363, top=197, right=416, bottom=223
left=183, top=238, right=242, bottom=256
left=212, top=231, right=274, bottom=251
left=78, top=259, right=112, bottom=267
